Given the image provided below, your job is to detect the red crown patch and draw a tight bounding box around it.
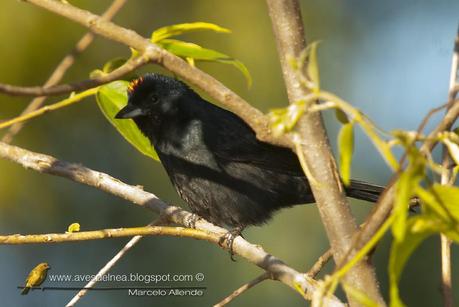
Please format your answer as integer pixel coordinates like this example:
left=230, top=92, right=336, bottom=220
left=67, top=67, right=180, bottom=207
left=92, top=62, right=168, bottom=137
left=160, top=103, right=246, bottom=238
left=127, top=77, right=144, bottom=94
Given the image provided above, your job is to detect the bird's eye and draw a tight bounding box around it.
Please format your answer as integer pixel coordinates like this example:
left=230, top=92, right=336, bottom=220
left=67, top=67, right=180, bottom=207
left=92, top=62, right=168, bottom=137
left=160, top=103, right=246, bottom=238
left=150, top=95, right=158, bottom=104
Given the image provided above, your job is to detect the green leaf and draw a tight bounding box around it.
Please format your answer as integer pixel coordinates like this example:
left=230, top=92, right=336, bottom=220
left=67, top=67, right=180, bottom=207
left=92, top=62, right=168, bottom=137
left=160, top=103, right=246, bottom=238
left=152, top=22, right=231, bottom=43
left=102, top=57, right=127, bottom=73
left=67, top=222, right=81, bottom=233
left=306, top=41, right=320, bottom=92
left=389, top=217, right=433, bottom=307
left=430, top=184, right=459, bottom=222
left=157, top=39, right=251, bottom=87
left=335, top=108, right=349, bottom=124
left=392, top=151, right=425, bottom=242
left=342, top=283, right=380, bottom=307
left=338, top=122, right=354, bottom=186
left=96, top=81, right=159, bottom=161
left=90, top=57, right=137, bottom=81
left=415, top=184, right=459, bottom=242
left=268, top=100, right=306, bottom=137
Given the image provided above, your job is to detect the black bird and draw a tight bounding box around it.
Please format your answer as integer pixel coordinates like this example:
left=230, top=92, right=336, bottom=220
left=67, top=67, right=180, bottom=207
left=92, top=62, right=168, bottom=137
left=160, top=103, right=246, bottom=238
left=115, top=74, right=384, bottom=235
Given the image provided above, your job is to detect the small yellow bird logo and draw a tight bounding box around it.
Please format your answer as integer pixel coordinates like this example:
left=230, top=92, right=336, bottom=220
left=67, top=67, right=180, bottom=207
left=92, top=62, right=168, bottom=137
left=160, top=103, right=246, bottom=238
left=21, top=263, right=51, bottom=295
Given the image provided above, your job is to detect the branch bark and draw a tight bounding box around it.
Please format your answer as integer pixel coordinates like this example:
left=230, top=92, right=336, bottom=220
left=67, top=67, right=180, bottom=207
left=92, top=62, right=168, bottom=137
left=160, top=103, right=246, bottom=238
left=0, top=226, right=217, bottom=245
left=439, top=23, right=458, bottom=307
left=66, top=218, right=166, bottom=307
left=0, top=141, right=344, bottom=306
left=1, top=0, right=128, bottom=143
left=5, top=0, right=290, bottom=148
left=265, top=0, right=384, bottom=305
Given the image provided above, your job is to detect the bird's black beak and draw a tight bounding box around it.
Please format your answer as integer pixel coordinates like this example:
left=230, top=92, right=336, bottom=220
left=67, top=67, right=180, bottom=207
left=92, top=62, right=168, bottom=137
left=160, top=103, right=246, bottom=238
left=115, top=104, right=146, bottom=119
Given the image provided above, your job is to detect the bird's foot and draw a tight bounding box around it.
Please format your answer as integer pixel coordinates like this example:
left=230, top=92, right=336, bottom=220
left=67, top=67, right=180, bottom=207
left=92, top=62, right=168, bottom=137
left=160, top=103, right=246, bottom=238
left=219, top=226, right=244, bottom=262
left=184, top=213, right=200, bottom=228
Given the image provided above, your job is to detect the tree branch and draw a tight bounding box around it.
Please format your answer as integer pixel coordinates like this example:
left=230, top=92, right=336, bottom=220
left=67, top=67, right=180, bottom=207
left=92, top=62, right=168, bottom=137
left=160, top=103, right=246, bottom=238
left=214, top=247, right=333, bottom=306
left=0, top=52, right=149, bottom=96
left=439, top=23, right=458, bottom=307
left=0, top=225, right=217, bottom=245
left=0, top=87, right=98, bottom=130
left=265, top=0, right=384, bottom=305
left=0, top=141, right=343, bottom=306
left=5, top=0, right=289, bottom=147
left=307, top=248, right=333, bottom=279
left=65, top=218, right=167, bottom=307
left=336, top=24, right=459, bottom=282
left=213, top=272, right=271, bottom=307
left=1, top=0, right=128, bottom=143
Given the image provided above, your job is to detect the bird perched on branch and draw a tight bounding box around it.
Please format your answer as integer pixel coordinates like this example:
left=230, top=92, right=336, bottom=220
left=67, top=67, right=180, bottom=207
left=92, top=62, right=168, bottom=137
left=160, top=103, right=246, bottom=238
left=21, top=262, right=50, bottom=295
left=115, top=73, right=384, bottom=249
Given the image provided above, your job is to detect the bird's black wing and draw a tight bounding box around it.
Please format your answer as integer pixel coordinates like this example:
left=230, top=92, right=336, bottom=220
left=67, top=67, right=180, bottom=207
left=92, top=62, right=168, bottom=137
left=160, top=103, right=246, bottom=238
left=201, top=105, right=305, bottom=177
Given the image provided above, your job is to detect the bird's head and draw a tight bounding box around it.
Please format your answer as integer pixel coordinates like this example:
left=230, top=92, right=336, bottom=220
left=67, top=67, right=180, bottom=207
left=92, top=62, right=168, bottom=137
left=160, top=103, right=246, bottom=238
left=115, top=73, right=194, bottom=122
left=37, top=263, right=51, bottom=271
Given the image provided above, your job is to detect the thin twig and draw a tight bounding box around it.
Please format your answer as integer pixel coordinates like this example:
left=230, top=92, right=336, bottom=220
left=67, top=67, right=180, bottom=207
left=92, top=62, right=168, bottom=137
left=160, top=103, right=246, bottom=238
left=1, top=0, right=128, bottom=143
left=66, top=218, right=166, bottom=307
left=214, top=247, right=333, bottom=307
left=0, top=225, right=216, bottom=245
left=0, top=141, right=344, bottom=306
left=307, top=248, right=333, bottom=279
left=0, top=51, right=150, bottom=96
left=439, top=23, right=458, bottom=307
left=0, top=87, right=98, bottom=130
left=336, top=24, right=459, bottom=285
left=8, top=0, right=287, bottom=148
left=213, top=272, right=271, bottom=307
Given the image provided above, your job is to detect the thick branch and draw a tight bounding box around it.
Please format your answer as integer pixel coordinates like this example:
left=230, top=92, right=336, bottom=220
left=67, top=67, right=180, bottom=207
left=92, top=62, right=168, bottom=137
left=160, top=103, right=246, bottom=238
left=265, top=0, right=384, bottom=305
left=7, top=0, right=288, bottom=147
left=2, top=0, right=128, bottom=143
left=0, top=141, right=343, bottom=306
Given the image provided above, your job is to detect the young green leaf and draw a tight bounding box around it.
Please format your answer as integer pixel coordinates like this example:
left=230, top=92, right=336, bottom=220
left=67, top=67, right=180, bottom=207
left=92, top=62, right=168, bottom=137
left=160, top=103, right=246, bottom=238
left=157, top=39, right=251, bottom=87
left=342, top=283, right=380, bottom=307
left=306, top=41, right=321, bottom=92
left=335, top=108, right=349, bottom=124
left=96, top=81, right=159, bottom=161
left=338, top=122, right=354, bottom=186
left=151, top=22, right=230, bottom=43
left=268, top=100, right=306, bottom=137
left=389, top=217, right=434, bottom=307
left=67, top=222, right=81, bottom=233
left=392, top=148, right=425, bottom=242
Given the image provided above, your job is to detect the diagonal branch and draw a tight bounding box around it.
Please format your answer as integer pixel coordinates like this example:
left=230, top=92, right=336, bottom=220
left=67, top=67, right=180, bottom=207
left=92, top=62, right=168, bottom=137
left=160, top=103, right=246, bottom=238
left=336, top=24, right=459, bottom=281
left=265, top=0, right=384, bottom=305
left=0, top=141, right=344, bottom=306
left=4, top=0, right=287, bottom=147
left=214, top=247, right=333, bottom=307
left=1, top=0, right=128, bottom=143
left=439, top=23, right=459, bottom=307
left=213, top=272, right=271, bottom=307
left=65, top=218, right=167, bottom=307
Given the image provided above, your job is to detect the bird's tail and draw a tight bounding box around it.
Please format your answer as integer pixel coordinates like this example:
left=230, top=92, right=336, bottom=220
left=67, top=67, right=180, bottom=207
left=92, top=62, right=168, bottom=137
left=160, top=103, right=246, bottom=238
left=21, top=287, right=30, bottom=295
left=345, top=179, right=385, bottom=202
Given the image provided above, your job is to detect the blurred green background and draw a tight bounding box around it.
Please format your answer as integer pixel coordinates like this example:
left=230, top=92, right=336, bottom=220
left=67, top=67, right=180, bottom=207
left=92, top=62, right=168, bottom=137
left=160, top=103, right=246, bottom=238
left=0, top=0, right=458, bottom=306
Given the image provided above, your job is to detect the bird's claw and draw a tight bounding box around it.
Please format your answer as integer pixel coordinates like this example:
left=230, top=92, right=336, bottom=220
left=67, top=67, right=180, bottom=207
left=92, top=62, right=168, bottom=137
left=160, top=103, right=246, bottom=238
left=219, top=226, right=244, bottom=261
left=184, top=213, right=200, bottom=228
